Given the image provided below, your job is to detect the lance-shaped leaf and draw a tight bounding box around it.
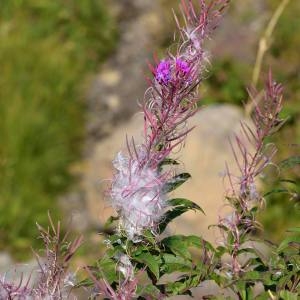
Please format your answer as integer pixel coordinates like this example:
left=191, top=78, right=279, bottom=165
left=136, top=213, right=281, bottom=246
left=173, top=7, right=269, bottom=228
left=133, top=252, right=160, bottom=280
left=287, top=227, right=300, bottom=233
left=159, top=158, right=180, bottom=167
left=279, top=156, right=300, bottom=170
left=279, top=290, right=299, bottom=300
left=161, top=235, right=202, bottom=260
left=278, top=235, right=300, bottom=252
left=159, top=198, right=205, bottom=233
left=163, top=173, right=191, bottom=193
left=160, top=253, right=192, bottom=274
left=168, top=198, right=204, bottom=213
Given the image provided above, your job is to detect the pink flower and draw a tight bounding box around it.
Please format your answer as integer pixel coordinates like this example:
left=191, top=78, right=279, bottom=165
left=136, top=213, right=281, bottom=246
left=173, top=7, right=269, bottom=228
left=109, top=0, right=228, bottom=241
left=176, top=58, right=191, bottom=77
left=155, top=58, right=191, bottom=87
left=155, top=59, right=171, bottom=85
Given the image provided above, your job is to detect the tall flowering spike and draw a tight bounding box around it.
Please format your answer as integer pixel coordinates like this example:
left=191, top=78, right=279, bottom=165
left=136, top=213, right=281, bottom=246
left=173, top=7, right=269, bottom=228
left=233, top=72, right=284, bottom=205
left=219, top=72, right=284, bottom=276
left=110, top=0, right=228, bottom=240
left=0, top=215, right=82, bottom=299
left=32, top=215, right=83, bottom=298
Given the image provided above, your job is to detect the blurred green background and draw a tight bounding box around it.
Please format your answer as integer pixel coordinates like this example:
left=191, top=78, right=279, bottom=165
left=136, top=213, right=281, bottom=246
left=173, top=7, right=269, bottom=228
left=0, top=0, right=299, bottom=260
left=0, top=0, right=116, bottom=258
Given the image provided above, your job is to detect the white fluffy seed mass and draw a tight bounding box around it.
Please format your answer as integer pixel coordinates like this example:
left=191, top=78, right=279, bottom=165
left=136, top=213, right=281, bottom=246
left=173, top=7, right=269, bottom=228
left=111, top=152, right=165, bottom=240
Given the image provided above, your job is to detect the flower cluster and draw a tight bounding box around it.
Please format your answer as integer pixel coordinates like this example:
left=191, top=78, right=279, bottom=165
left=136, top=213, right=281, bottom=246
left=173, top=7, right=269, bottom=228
left=155, top=58, right=192, bottom=87
left=155, top=59, right=172, bottom=85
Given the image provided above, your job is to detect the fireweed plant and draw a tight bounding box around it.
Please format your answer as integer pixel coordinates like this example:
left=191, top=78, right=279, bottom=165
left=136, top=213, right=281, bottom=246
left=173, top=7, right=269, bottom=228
left=0, top=214, right=83, bottom=299
left=1, top=0, right=299, bottom=299
left=79, top=0, right=299, bottom=299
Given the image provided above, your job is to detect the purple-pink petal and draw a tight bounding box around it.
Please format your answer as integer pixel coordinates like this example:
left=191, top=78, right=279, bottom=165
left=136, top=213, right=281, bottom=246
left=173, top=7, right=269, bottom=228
left=176, top=58, right=191, bottom=75
left=155, top=59, right=171, bottom=84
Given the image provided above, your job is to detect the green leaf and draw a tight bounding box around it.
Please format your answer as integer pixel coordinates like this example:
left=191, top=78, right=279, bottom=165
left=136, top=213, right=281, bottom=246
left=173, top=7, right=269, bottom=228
left=163, top=173, right=191, bottom=193
left=161, top=253, right=192, bottom=274
left=164, top=279, right=193, bottom=296
left=158, top=208, right=187, bottom=233
left=103, top=215, right=119, bottom=230
left=243, top=271, right=262, bottom=281
left=159, top=198, right=204, bottom=233
left=278, top=235, right=300, bottom=252
left=137, top=284, right=161, bottom=298
left=78, top=257, right=118, bottom=287
left=131, top=244, right=150, bottom=256
left=255, top=292, right=274, bottom=300
left=279, top=179, right=297, bottom=184
left=279, top=156, right=300, bottom=170
left=261, top=273, right=277, bottom=287
left=237, top=247, right=260, bottom=257
left=97, top=256, right=118, bottom=283
left=106, top=244, right=126, bottom=258
left=184, top=235, right=203, bottom=248
left=133, top=252, right=160, bottom=279
left=159, top=158, right=180, bottom=167
left=168, top=198, right=205, bottom=214
left=234, top=281, right=246, bottom=298
left=161, top=235, right=191, bottom=260
left=161, top=235, right=210, bottom=268
left=108, top=234, right=125, bottom=245
left=209, top=272, right=228, bottom=287
left=201, top=239, right=216, bottom=253
left=264, top=188, right=290, bottom=197
left=287, top=227, right=300, bottom=233
left=75, top=277, right=94, bottom=288
left=216, top=245, right=227, bottom=257
left=142, top=229, right=158, bottom=247
left=279, top=290, right=298, bottom=300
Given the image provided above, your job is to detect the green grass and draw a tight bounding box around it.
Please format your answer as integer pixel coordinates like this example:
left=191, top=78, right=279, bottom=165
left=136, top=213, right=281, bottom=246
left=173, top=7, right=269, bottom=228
left=0, top=0, right=116, bottom=258
left=202, top=58, right=249, bottom=105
